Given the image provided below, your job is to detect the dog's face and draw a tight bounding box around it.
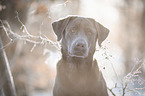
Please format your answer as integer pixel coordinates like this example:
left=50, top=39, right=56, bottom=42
left=65, top=18, right=97, bottom=58
left=52, top=16, right=109, bottom=58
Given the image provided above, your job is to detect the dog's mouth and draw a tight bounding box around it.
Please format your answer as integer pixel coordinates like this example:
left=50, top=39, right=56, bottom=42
left=68, top=50, right=88, bottom=58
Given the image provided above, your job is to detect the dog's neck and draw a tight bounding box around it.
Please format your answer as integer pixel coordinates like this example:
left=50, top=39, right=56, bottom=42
left=61, top=48, right=94, bottom=66
left=57, top=48, right=100, bottom=91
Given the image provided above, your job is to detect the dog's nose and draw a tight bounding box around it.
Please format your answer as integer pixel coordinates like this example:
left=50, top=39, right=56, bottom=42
left=75, top=40, right=87, bottom=50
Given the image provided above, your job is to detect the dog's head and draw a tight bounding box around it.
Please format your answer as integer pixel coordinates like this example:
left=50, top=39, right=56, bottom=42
left=52, top=16, right=109, bottom=58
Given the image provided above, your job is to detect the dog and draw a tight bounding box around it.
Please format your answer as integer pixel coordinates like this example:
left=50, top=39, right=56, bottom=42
left=52, top=16, right=109, bottom=96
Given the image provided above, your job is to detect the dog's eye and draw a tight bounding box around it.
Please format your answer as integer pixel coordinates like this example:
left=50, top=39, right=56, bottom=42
left=88, top=31, right=92, bottom=35
left=85, top=28, right=92, bottom=35
left=71, top=28, right=77, bottom=33
left=71, top=29, right=75, bottom=33
left=87, top=30, right=92, bottom=35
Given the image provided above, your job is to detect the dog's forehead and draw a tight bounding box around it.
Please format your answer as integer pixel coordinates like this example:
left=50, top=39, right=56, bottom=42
left=69, top=17, right=94, bottom=27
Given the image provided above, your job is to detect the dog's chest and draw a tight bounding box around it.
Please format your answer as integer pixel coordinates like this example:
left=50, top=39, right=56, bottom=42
left=68, top=69, right=88, bottom=87
left=66, top=70, right=97, bottom=94
left=59, top=61, right=98, bottom=89
left=55, top=59, right=107, bottom=96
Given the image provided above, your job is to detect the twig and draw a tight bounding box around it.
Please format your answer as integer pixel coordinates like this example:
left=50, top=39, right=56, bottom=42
left=122, top=83, right=127, bottom=96
left=0, top=12, right=60, bottom=51
left=107, top=87, right=116, bottom=96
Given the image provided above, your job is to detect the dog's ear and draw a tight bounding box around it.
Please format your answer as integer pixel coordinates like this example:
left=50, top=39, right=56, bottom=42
left=95, top=22, right=109, bottom=47
left=52, top=17, right=71, bottom=41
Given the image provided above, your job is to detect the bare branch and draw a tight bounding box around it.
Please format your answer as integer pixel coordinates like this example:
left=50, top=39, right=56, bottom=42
left=107, top=87, right=116, bottom=96
left=0, top=12, right=60, bottom=52
left=122, top=83, right=127, bottom=96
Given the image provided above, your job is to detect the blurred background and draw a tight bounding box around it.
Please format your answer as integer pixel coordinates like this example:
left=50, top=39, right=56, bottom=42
left=0, top=0, right=145, bottom=96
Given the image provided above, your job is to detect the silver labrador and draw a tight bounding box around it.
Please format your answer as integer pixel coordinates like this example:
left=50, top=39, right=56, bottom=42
left=52, top=16, right=109, bottom=96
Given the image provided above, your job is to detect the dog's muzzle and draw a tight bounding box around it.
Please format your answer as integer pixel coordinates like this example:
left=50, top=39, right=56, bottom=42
left=69, top=39, right=89, bottom=58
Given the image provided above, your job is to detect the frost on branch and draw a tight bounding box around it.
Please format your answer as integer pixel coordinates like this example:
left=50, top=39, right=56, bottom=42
left=0, top=12, right=60, bottom=52
left=124, top=59, right=145, bottom=85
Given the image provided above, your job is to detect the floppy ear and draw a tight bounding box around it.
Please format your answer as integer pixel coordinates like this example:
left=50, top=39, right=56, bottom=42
left=52, top=17, right=71, bottom=41
left=95, top=22, right=109, bottom=47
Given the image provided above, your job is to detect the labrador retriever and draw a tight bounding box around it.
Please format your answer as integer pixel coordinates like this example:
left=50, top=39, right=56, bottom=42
left=52, top=16, right=109, bottom=96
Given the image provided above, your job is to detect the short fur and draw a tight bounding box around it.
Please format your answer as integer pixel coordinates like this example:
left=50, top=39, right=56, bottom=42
left=52, top=16, right=109, bottom=96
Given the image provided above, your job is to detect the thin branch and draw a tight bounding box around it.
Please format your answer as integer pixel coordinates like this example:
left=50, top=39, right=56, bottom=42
left=122, top=83, right=127, bottom=96
left=0, top=12, right=60, bottom=51
left=107, top=87, right=116, bottom=96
